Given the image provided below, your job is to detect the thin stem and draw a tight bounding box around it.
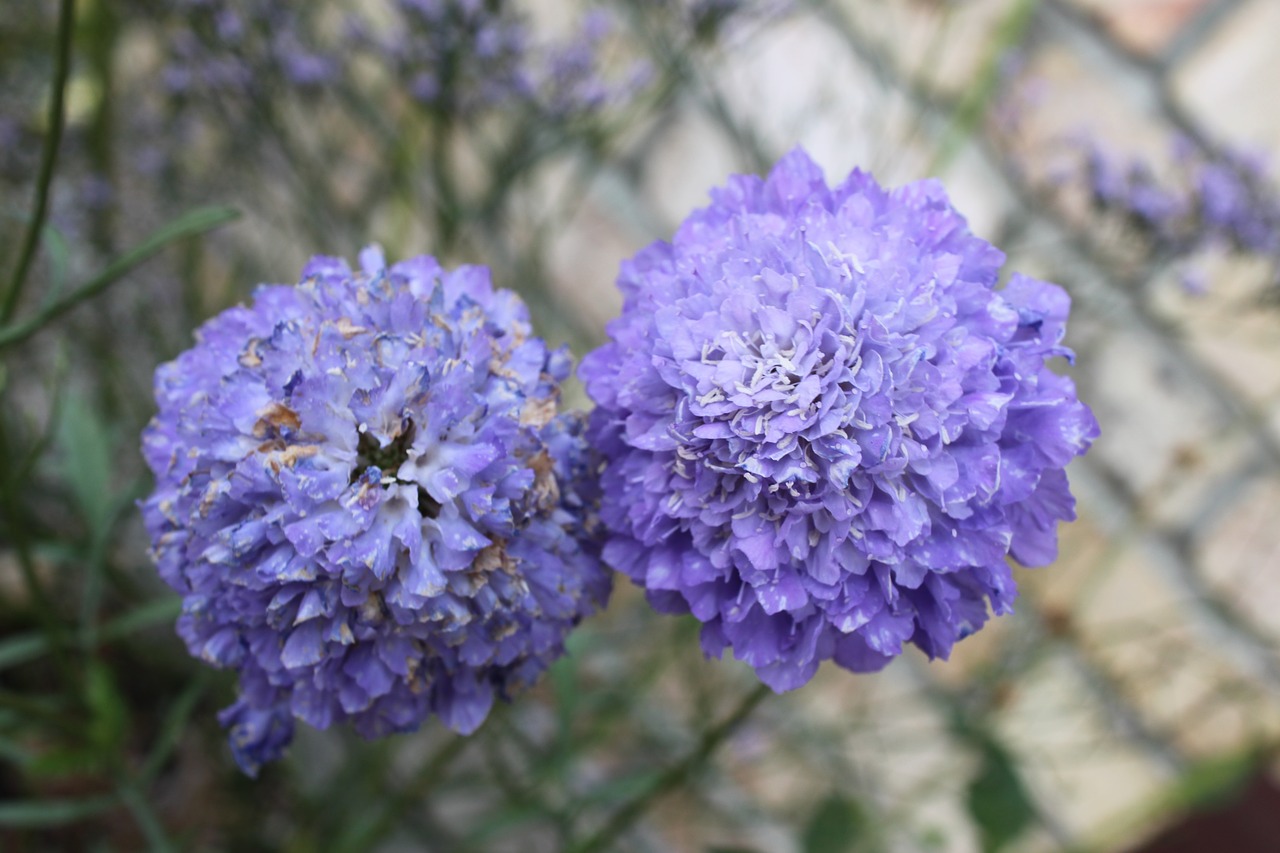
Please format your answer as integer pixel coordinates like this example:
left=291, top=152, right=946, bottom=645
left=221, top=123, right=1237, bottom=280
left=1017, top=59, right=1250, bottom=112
left=429, top=109, right=461, bottom=254
left=118, top=783, right=176, bottom=853
left=331, top=734, right=470, bottom=853
left=568, top=681, right=772, bottom=853
left=926, top=0, right=1040, bottom=175
left=3, top=0, right=76, bottom=323
left=0, top=690, right=80, bottom=736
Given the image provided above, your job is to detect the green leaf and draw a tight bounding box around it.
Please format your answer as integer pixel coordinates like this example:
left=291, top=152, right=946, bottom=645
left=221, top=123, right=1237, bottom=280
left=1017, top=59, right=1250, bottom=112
left=918, top=826, right=948, bottom=850
left=55, top=392, right=118, bottom=648
left=0, top=205, right=239, bottom=351
left=550, top=655, right=579, bottom=724
left=26, top=664, right=130, bottom=775
left=802, top=793, right=864, bottom=853
left=100, top=596, right=182, bottom=643
left=0, top=596, right=180, bottom=674
left=0, top=732, right=35, bottom=766
left=548, top=656, right=580, bottom=779
left=83, top=658, right=129, bottom=756
left=464, top=802, right=546, bottom=845
left=0, top=632, right=47, bottom=671
left=139, top=673, right=209, bottom=782
left=119, top=783, right=177, bottom=853
left=0, top=795, right=116, bottom=828
left=576, top=769, right=662, bottom=806
left=0, top=213, right=72, bottom=302
left=41, top=221, right=72, bottom=304
left=56, top=391, right=115, bottom=537
left=28, top=743, right=109, bottom=778
left=1163, top=748, right=1261, bottom=813
left=966, top=736, right=1036, bottom=853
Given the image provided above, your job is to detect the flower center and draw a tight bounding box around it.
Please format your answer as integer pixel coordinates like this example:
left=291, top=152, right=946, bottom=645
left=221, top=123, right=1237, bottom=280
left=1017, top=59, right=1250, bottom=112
left=352, top=422, right=442, bottom=518
left=355, top=424, right=415, bottom=475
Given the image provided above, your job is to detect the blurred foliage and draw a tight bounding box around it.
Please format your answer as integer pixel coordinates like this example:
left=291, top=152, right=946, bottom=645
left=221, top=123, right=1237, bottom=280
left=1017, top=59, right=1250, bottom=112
left=3, top=0, right=1280, bottom=851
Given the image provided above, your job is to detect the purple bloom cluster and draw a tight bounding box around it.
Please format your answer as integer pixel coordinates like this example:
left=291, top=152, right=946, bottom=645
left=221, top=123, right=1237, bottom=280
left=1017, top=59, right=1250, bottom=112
left=141, top=248, right=609, bottom=775
left=162, top=0, right=341, bottom=98
left=360, top=0, right=648, bottom=118
left=581, top=149, right=1097, bottom=691
left=1075, top=137, right=1280, bottom=288
left=369, top=0, right=534, bottom=111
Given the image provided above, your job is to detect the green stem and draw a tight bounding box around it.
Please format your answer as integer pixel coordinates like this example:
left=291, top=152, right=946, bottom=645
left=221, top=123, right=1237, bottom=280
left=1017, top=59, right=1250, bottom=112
left=0, top=415, right=76, bottom=685
left=429, top=109, right=461, bottom=255
left=569, top=681, right=772, bottom=853
left=927, top=0, right=1040, bottom=175
left=3, top=0, right=76, bottom=323
left=118, top=783, right=175, bottom=853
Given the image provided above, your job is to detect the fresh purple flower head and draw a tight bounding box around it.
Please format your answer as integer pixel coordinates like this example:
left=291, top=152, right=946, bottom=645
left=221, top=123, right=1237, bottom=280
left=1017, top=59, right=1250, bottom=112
left=141, top=248, right=609, bottom=775
left=580, top=149, right=1098, bottom=692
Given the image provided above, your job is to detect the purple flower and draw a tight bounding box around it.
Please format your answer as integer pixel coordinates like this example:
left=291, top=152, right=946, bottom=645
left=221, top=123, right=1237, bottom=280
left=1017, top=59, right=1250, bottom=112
left=1070, top=136, right=1280, bottom=280
left=160, top=1, right=340, bottom=101
left=360, top=1, right=647, bottom=118
left=371, top=0, right=534, bottom=112
left=141, top=248, right=609, bottom=775
left=580, top=149, right=1097, bottom=692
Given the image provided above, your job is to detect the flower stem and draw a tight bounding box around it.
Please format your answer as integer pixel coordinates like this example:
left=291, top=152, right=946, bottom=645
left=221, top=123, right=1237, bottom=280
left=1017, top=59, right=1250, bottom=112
left=332, top=734, right=470, bottom=853
left=2, top=0, right=76, bottom=324
left=569, top=681, right=772, bottom=853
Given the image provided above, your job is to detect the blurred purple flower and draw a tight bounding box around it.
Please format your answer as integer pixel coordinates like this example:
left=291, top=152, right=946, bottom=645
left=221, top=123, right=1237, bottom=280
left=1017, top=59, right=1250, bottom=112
left=80, top=175, right=114, bottom=211
left=365, top=0, right=533, bottom=112
left=362, top=0, right=647, bottom=118
left=1072, top=137, right=1280, bottom=286
left=141, top=248, right=609, bottom=775
left=273, top=32, right=340, bottom=88
left=580, top=149, right=1097, bottom=691
left=160, top=1, right=340, bottom=101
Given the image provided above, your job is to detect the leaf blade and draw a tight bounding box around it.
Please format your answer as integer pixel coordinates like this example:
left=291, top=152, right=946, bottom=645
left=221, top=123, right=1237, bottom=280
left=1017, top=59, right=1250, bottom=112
left=0, top=795, right=117, bottom=828
left=966, top=736, right=1036, bottom=853
left=0, top=205, right=239, bottom=350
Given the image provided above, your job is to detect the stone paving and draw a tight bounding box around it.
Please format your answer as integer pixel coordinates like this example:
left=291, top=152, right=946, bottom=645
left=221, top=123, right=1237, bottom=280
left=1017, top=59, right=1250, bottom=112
left=537, top=1, right=1280, bottom=849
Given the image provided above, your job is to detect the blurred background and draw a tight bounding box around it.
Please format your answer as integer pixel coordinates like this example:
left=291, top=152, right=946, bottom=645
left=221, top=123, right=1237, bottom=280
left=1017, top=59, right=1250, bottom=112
left=3, top=0, right=1280, bottom=850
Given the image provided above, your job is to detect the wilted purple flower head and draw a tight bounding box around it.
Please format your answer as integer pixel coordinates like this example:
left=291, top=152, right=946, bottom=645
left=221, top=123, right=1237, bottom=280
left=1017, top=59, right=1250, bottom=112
left=580, top=149, right=1098, bottom=692
left=141, top=248, right=609, bottom=775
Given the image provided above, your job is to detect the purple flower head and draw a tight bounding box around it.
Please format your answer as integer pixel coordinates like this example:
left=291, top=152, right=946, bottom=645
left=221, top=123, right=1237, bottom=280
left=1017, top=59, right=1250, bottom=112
left=141, top=248, right=609, bottom=775
left=580, top=149, right=1098, bottom=692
